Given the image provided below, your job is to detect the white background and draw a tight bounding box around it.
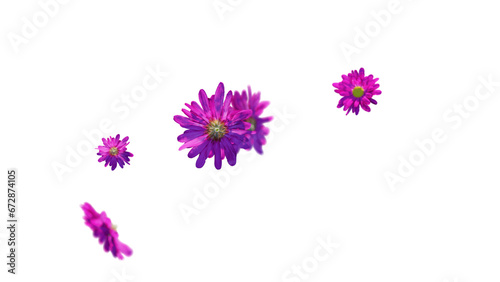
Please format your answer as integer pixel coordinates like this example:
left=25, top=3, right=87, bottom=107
left=1, top=0, right=500, bottom=281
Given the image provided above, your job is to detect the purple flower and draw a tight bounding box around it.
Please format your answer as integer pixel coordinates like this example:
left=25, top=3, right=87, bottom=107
left=232, top=86, right=273, bottom=154
left=174, top=82, right=252, bottom=169
left=96, top=134, right=134, bottom=170
left=81, top=203, right=132, bottom=260
left=332, top=68, right=382, bottom=115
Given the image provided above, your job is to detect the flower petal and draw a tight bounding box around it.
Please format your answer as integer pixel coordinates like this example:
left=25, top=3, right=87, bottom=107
left=198, top=89, right=210, bottom=113
left=214, top=141, right=222, bottom=170
left=179, top=135, right=207, bottom=150
left=221, top=138, right=237, bottom=166
left=231, top=109, right=252, bottom=121
left=214, top=82, right=225, bottom=118
left=221, top=91, right=232, bottom=120
left=188, top=140, right=208, bottom=158
left=196, top=142, right=212, bottom=168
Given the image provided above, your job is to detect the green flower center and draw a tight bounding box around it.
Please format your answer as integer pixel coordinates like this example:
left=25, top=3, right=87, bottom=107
left=109, top=147, right=119, bottom=156
left=352, top=86, right=364, bottom=98
left=246, top=117, right=256, bottom=131
left=207, top=120, right=227, bottom=141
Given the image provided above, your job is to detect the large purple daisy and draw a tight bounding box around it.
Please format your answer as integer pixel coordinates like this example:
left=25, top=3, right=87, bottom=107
left=174, top=82, right=252, bottom=169
left=232, top=86, right=273, bottom=154
left=81, top=202, right=132, bottom=260
left=332, top=68, right=382, bottom=115
left=96, top=134, right=133, bottom=171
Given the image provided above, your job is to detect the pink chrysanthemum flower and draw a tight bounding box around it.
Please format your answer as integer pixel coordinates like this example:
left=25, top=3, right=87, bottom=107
left=232, top=86, right=273, bottom=154
left=332, top=68, right=382, bottom=115
left=81, top=203, right=132, bottom=260
left=174, top=82, right=252, bottom=169
left=96, top=134, right=133, bottom=170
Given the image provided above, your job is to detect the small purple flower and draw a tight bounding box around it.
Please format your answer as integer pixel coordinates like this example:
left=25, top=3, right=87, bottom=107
left=332, top=68, right=382, bottom=115
left=174, top=82, right=252, bottom=169
left=96, top=134, right=133, bottom=170
left=81, top=203, right=132, bottom=260
left=232, top=86, right=273, bottom=154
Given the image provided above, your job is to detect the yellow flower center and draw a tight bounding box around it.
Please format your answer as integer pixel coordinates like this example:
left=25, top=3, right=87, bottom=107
left=353, top=86, right=364, bottom=98
left=246, top=117, right=256, bottom=131
left=109, top=147, right=119, bottom=156
left=207, top=120, right=227, bottom=141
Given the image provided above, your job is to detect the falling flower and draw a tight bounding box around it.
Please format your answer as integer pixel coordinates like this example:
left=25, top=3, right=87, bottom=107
left=232, top=86, right=273, bottom=154
left=174, top=82, right=252, bottom=169
left=96, top=134, right=133, bottom=170
left=332, top=68, right=382, bottom=115
left=81, top=202, right=132, bottom=260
